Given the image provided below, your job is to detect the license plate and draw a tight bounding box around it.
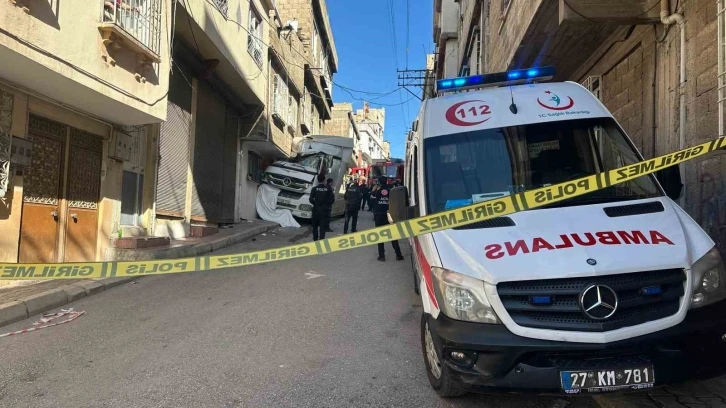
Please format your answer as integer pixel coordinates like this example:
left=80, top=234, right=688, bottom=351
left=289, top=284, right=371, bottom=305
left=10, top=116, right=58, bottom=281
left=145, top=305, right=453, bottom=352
left=278, top=198, right=290, bottom=205
left=560, top=366, right=654, bottom=394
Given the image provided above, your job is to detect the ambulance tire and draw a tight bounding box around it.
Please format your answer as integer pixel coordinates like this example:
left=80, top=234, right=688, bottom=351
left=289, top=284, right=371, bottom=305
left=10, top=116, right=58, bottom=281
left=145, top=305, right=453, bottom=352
left=421, top=313, right=468, bottom=398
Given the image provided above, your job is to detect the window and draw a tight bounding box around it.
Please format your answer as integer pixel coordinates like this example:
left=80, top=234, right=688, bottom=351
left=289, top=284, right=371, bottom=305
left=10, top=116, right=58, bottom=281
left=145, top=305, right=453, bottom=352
left=288, top=94, right=298, bottom=130
left=212, top=0, right=228, bottom=16
left=424, top=117, right=661, bottom=213
left=247, top=6, right=264, bottom=67
left=247, top=151, right=264, bottom=183
left=272, top=74, right=288, bottom=123
left=101, top=0, right=162, bottom=55
left=312, top=22, right=319, bottom=64
left=582, top=76, right=602, bottom=101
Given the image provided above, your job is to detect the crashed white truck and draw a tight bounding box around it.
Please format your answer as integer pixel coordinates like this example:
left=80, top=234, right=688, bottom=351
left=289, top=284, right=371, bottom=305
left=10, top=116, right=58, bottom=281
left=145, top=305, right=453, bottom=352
left=262, top=135, right=355, bottom=219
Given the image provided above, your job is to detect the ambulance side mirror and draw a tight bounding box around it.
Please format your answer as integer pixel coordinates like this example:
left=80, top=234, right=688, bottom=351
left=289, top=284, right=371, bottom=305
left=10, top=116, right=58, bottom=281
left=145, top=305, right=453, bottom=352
left=388, top=186, right=409, bottom=222
left=656, top=166, right=683, bottom=201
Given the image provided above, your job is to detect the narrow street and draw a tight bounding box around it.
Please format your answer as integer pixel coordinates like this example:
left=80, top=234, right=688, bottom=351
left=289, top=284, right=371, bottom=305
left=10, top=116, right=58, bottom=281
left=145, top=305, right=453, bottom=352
left=0, top=216, right=597, bottom=408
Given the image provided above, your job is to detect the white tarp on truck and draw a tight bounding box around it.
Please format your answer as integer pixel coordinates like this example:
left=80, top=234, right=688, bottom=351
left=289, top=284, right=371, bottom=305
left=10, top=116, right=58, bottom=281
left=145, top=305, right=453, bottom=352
left=255, top=183, right=300, bottom=228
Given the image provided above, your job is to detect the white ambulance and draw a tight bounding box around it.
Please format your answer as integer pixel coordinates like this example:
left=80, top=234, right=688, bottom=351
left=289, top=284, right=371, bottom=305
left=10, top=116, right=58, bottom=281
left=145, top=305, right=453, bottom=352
left=389, top=67, right=726, bottom=396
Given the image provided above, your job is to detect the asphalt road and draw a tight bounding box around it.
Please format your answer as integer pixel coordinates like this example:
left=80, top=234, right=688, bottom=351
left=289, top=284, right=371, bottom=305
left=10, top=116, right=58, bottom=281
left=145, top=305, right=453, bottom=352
left=0, top=214, right=600, bottom=408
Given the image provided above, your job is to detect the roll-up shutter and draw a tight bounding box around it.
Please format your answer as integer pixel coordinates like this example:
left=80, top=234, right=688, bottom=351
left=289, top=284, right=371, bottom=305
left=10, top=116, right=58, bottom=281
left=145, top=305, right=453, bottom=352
left=191, top=81, right=227, bottom=222
left=156, top=63, right=192, bottom=217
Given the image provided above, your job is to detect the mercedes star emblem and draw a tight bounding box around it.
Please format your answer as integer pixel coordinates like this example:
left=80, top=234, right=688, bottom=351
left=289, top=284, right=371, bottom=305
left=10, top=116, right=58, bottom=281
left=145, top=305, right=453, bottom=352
left=580, top=284, right=618, bottom=320
left=283, top=178, right=292, bottom=187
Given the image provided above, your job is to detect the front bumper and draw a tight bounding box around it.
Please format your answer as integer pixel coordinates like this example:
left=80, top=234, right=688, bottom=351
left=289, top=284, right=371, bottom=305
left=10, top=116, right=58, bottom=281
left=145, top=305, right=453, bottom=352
left=429, top=300, right=726, bottom=393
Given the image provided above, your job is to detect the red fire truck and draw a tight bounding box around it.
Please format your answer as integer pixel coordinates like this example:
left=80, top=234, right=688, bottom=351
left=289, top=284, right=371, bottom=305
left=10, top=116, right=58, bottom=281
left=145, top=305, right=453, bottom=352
left=347, top=159, right=405, bottom=186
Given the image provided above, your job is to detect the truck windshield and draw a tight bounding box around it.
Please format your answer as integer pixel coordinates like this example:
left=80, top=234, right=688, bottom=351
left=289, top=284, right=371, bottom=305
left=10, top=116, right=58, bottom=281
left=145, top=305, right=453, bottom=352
left=424, top=117, right=661, bottom=213
left=370, top=165, right=400, bottom=178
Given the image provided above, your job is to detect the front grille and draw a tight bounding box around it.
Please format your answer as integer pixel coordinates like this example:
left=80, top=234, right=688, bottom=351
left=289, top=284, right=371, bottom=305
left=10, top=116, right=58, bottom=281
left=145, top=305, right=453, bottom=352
left=267, top=174, right=310, bottom=192
left=279, top=190, right=305, bottom=200
left=497, top=269, right=686, bottom=332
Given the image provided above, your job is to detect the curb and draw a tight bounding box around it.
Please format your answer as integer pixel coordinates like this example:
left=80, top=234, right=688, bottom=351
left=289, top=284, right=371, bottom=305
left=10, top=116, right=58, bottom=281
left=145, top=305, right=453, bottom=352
left=0, top=224, right=277, bottom=328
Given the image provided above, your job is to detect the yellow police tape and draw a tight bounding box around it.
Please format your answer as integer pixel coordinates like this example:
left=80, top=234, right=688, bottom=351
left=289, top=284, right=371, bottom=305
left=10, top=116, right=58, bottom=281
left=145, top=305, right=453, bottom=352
left=2, top=137, right=725, bottom=280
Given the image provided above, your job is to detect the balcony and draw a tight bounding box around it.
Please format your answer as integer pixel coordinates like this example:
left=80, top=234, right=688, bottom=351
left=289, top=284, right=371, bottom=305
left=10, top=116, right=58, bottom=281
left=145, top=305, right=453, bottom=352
left=99, top=0, right=162, bottom=82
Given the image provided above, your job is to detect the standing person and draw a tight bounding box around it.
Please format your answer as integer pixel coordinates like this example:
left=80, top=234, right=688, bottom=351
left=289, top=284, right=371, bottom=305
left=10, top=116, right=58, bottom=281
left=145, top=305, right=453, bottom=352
left=325, top=178, right=335, bottom=232
left=343, top=179, right=361, bottom=234
left=369, top=181, right=380, bottom=212
left=309, top=174, right=334, bottom=241
left=359, top=180, right=370, bottom=211
left=372, top=176, right=404, bottom=262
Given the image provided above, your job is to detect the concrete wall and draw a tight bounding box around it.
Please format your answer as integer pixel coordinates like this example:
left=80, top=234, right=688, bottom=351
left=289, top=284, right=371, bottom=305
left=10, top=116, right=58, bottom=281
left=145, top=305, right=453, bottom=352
left=0, top=80, right=153, bottom=263
left=0, top=0, right=172, bottom=125
left=180, top=0, right=269, bottom=105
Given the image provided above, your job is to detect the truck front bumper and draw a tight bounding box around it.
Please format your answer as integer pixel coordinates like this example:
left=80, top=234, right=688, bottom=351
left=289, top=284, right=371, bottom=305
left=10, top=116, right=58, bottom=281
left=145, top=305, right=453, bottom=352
left=428, top=300, right=726, bottom=393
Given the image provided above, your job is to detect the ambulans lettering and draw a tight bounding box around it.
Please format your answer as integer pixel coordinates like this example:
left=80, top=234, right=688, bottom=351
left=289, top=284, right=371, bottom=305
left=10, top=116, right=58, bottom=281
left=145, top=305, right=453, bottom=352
left=484, top=230, right=675, bottom=259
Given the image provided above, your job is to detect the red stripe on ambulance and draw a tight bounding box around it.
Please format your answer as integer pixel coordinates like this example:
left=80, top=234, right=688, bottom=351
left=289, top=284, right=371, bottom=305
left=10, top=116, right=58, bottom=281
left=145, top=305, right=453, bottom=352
left=414, top=238, right=439, bottom=310
left=484, top=230, right=675, bottom=260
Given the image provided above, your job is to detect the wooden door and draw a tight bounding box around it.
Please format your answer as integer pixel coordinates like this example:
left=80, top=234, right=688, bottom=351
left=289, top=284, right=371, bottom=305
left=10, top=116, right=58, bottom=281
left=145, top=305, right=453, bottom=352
left=18, top=131, right=65, bottom=263
left=63, top=129, right=102, bottom=262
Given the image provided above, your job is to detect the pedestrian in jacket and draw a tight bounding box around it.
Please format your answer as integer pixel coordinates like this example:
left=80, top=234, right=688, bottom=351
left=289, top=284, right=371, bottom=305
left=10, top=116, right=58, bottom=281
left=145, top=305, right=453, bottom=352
left=309, top=174, right=334, bottom=241
left=372, top=176, right=404, bottom=262
left=369, top=182, right=380, bottom=212
left=343, top=181, right=361, bottom=234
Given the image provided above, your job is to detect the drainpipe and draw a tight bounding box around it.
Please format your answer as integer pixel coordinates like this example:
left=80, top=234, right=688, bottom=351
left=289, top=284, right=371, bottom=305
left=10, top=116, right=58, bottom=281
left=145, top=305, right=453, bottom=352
left=661, top=0, right=686, bottom=206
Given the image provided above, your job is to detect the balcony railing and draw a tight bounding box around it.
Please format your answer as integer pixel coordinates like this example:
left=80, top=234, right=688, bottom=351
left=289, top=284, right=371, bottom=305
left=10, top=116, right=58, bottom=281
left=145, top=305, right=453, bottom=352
left=101, top=0, right=161, bottom=57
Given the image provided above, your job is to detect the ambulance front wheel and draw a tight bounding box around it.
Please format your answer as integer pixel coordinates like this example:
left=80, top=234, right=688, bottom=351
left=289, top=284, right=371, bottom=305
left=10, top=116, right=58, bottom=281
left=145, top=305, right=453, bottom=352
left=421, top=313, right=468, bottom=398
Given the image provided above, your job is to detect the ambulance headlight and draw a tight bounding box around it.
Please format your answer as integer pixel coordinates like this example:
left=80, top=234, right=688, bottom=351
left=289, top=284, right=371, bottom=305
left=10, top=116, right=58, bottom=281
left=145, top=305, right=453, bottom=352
left=690, top=247, right=726, bottom=309
left=431, top=267, right=501, bottom=324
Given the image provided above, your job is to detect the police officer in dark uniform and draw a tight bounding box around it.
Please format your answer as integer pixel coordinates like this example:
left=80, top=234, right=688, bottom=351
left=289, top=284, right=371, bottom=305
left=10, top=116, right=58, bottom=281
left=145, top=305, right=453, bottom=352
left=343, top=179, right=361, bottom=234
left=359, top=181, right=370, bottom=211
left=325, top=178, right=335, bottom=232
left=309, top=174, right=334, bottom=241
left=372, top=176, right=404, bottom=262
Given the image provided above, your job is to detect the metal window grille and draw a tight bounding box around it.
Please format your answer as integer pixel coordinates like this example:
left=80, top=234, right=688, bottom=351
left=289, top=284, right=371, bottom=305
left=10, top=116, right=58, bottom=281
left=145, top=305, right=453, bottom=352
left=247, top=7, right=264, bottom=68
left=101, top=0, right=162, bottom=55
left=582, top=75, right=602, bottom=100
left=272, top=74, right=289, bottom=123
left=288, top=95, right=298, bottom=129
left=247, top=151, right=264, bottom=183
left=212, top=0, right=228, bottom=16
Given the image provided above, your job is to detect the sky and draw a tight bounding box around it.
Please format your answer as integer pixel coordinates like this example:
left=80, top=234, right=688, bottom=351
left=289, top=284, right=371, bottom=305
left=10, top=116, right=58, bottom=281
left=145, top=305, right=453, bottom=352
left=326, top=0, right=433, bottom=159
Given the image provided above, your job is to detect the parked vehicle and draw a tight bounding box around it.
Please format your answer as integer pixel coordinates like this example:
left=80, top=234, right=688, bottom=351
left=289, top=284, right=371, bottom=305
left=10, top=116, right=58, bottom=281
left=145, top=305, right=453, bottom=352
left=389, top=67, right=726, bottom=397
left=368, top=159, right=405, bottom=186
left=262, top=135, right=354, bottom=219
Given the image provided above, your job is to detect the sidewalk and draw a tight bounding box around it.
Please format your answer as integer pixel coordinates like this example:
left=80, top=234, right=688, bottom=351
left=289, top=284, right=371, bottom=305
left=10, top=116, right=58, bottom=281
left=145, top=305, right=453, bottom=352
left=0, top=219, right=279, bottom=328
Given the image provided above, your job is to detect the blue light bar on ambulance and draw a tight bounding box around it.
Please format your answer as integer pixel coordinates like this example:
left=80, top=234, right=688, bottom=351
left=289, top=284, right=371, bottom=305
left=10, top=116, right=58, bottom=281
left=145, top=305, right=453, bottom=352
left=436, top=66, right=555, bottom=94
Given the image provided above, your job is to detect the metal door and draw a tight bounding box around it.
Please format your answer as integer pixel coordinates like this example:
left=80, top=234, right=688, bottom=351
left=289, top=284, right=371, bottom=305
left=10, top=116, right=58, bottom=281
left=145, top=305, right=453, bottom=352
left=18, top=117, right=66, bottom=263
left=63, top=128, right=102, bottom=263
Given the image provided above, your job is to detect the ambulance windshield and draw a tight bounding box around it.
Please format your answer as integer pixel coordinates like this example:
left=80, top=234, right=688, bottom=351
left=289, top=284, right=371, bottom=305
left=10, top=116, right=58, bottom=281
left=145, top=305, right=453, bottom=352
left=424, top=117, right=661, bottom=213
